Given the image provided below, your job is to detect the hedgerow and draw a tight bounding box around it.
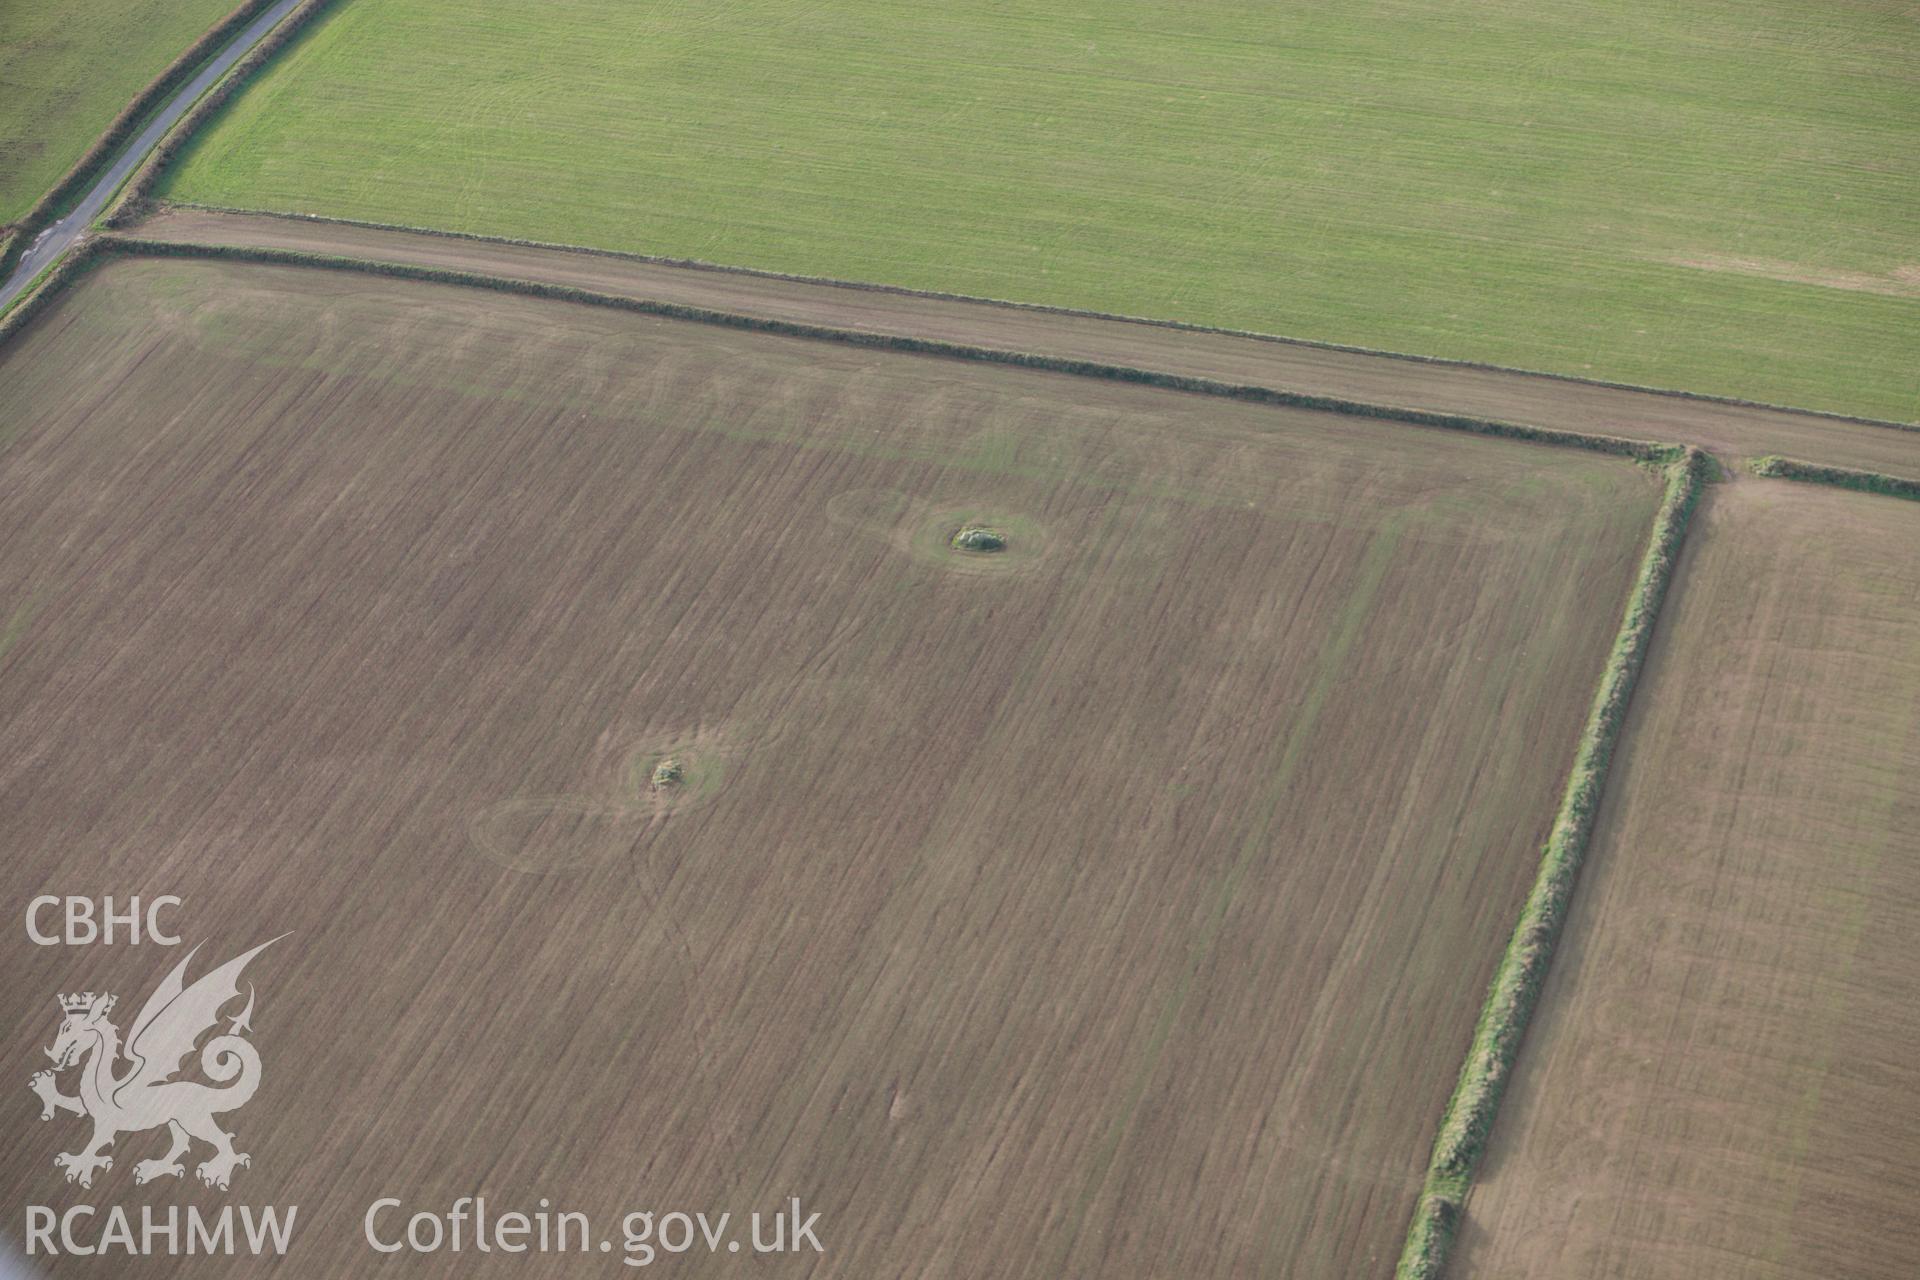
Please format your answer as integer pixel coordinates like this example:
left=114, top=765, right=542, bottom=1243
left=1750, top=455, right=1920, bottom=502
left=93, top=235, right=1687, bottom=463
left=1395, top=447, right=1709, bottom=1279
left=141, top=203, right=1920, bottom=435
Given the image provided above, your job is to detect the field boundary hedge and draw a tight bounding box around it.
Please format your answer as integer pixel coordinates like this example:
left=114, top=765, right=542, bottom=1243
left=153, top=202, right=1920, bottom=434
left=1395, top=446, right=1710, bottom=1279
left=0, top=0, right=287, bottom=283
left=78, top=234, right=1684, bottom=464
left=1750, top=455, right=1920, bottom=502
left=104, top=0, right=341, bottom=229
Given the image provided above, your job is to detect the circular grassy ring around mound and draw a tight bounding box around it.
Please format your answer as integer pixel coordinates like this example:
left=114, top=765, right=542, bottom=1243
left=950, top=526, right=1008, bottom=553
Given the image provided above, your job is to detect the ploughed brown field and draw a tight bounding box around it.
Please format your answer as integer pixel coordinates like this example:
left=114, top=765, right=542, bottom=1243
left=0, top=256, right=1660, bottom=1276
left=1459, top=482, right=1920, bottom=1279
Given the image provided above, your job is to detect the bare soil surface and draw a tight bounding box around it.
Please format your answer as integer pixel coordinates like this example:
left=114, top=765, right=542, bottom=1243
left=0, top=256, right=1659, bottom=1277
left=1459, top=482, right=1920, bottom=1279
left=134, top=206, right=1920, bottom=478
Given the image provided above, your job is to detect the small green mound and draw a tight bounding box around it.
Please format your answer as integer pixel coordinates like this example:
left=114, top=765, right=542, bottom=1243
left=951, top=526, right=1007, bottom=553
left=650, top=757, right=685, bottom=788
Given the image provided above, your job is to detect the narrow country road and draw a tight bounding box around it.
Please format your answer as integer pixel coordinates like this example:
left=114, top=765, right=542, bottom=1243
left=0, top=0, right=307, bottom=313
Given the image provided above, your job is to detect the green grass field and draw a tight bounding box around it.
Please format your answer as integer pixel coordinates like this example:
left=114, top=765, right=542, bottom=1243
left=0, top=0, right=239, bottom=223
left=163, top=0, right=1920, bottom=420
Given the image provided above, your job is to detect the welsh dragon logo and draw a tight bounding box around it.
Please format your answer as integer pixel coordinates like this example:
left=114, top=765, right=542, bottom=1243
left=29, top=937, right=283, bottom=1190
